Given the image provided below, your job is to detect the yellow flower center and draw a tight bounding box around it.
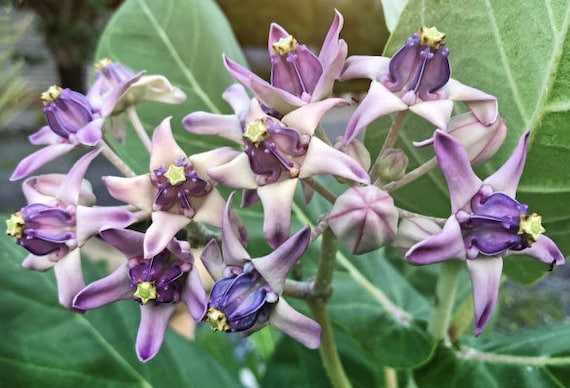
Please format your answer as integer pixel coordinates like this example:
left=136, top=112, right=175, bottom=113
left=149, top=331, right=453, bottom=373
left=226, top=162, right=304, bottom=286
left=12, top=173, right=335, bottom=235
left=206, top=306, right=230, bottom=331
left=94, top=58, right=113, bottom=71
left=272, top=35, right=297, bottom=55
left=418, top=26, right=446, bottom=49
left=163, top=164, right=187, bottom=186
left=40, top=85, right=63, bottom=106
left=243, top=120, right=268, bottom=147
left=6, top=212, right=25, bottom=238
left=133, top=281, right=158, bottom=305
left=518, top=213, right=545, bottom=243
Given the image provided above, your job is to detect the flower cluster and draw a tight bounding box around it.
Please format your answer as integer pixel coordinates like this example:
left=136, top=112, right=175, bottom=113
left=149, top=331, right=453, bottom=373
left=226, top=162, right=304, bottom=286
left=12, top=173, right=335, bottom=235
left=6, top=10, right=565, bottom=366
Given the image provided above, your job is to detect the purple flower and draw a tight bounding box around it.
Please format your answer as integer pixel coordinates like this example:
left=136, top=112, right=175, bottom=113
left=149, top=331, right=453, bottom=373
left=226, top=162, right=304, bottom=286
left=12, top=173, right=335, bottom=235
left=104, top=117, right=240, bottom=258
left=339, top=27, right=498, bottom=146
left=10, top=86, right=105, bottom=181
left=223, top=10, right=347, bottom=114
left=72, top=229, right=207, bottom=362
left=201, top=193, right=320, bottom=348
left=183, top=84, right=370, bottom=248
left=5, top=150, right=136, bottom=310
left=405, top=130, right=565, bottom=335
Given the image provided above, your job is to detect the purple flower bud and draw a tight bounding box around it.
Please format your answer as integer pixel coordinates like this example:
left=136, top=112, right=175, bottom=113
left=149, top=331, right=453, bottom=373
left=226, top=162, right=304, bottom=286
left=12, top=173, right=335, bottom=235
left=42, top=86, right=97, bottom=140
left=384, top=27, right=450, bottom=103
left=327, top=186, right=399, bottom=254
left=151, top=158, right=213, bottom=217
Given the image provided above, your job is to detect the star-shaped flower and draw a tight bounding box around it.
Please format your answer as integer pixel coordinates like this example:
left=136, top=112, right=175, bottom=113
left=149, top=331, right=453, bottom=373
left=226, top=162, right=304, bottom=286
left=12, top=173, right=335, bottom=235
left=405, top=130, right=565, bottom=335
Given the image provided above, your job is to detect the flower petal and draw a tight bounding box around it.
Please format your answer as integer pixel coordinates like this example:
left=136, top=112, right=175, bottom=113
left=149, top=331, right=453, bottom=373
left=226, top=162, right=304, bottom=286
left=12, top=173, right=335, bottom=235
left=434, top=130, right=482, bottom=212
left=191, top=189, right=225, bottom=228
left=269, top=299, right=321, bottom=349
left=144, top=212, right=190, bottom=259
left=182, top=111, right=243, bottom=144
left=282, top=98, right=347, bottom=136
left=405, top=217, right=467, bottom=264
left=10, top=144, right=76, bottom=181
left=258, top=179, right=298, bottom=248
left=75, top=118, right=104, bottom=146
left=182, top=265, right=208, bottom=321
left=201, top=239, right=225, bottom=280
left=222, top=83, right=251, bottom=117
left=53, top=249, right=85, bottom=311
left=446, top=78, right=498, bottom=125
left=136, top=303, right=177, bottom=362
left=72, top=264, right=133, bottom=310
left=75, top=205, right=136, bottom=245
left=409, top=99, right=453, bottom=130
left=58, top=149, right=101, bottom=205
left=103, top=175, right=154, bottom=212
left=150, top=117, right=187, bottom=170
left=300, top=137, right=370, bottom=184
left=252, top=226, right=311, bottom=294
left=518, top=235, right=565, bottom=266
left=22, top=254, right=55, bottom=271
left=189, top=147, right=242, bottom=178
left=100, top=228, right=145, bottom=258
left=29, top=125, right=59, bottom=145
left=221, top=192, right=251, bottom=266
left=339, top=55, right=389, bottom=81
left=207, top=153, right=258, bottom=189
left=343, top=80, right=408, bottom=145
left=466, top=256, right=502, bottom=336
left=483, top=131, right=529, bottom=197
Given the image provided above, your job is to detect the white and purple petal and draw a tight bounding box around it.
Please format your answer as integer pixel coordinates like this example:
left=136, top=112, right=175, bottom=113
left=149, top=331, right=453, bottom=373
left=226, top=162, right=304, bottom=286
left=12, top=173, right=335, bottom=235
left=72, top=263, right=133, bottom=310
left=405, top=217, right=467, bottom=264
left=136, top=303, right=177, bottom=362
left=466, top=256, right=502, bottom=336
left=257, top=178, right=298, bottom=248
left=269, top=299, right=321, bottom=349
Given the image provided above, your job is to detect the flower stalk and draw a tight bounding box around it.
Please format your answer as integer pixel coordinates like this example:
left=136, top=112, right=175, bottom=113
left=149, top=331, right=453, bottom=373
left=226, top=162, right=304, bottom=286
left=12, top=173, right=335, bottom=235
left=427, top=259, right=462, bottom=341
left=127, top=106, right=152, bottom=153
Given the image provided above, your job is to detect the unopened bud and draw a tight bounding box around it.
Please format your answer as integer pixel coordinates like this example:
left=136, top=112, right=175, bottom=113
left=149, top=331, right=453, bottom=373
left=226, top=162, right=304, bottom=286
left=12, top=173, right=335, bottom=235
left=328, top=186, right=398, bottom=255
left=373, top=148, right=408, bottom=184
left=333, top=136, right=371, bottom=172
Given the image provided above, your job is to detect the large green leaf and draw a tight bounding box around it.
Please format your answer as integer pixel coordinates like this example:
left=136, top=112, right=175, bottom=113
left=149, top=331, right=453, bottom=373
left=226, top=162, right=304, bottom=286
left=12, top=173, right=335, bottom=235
left=95, top=0, right=247, bottom=172
left=0, top=231, right=237, bottom=386
left=364, top=0, right=570, bottom=282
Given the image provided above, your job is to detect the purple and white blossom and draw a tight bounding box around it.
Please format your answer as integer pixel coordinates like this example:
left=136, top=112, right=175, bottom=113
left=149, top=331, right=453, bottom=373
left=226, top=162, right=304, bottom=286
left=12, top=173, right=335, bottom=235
left=339, top=27, right=498, bottom=146
left=405, top=130, right=565, bottom=335
left=223, top=10, right=347, bottom=115
left=183, top=84, right=370, bottom=248
left=72, top=228, right=207, bottom=362
left=6, top=150, right=136, bottom=310
left=201, top=193, right=320, bottom=348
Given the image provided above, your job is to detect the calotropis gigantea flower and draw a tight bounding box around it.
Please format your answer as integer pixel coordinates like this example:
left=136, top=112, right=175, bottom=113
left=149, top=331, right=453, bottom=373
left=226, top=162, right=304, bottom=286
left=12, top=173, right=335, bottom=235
left=223, top=10, right=347, bottom=115
left=183, top=84, right=370, bottom=248
left=73, top=228, right=207, bottom=362
left=5, top=150, right=136, bottom=310
left=11, top=86, right=105, bottom=181
left=339, top=27, right=498, bottom=146
left=201, top=193, right=320, bottom=348
left=405, top=130, right=565, bottom=335
left=104, top=117, right=240, bottom=258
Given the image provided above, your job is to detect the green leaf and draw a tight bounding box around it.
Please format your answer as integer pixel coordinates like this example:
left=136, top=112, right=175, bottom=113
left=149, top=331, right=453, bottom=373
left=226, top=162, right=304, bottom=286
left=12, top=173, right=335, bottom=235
left=95, top=0, right=246, bottom=172
left=0, top=231, right=237, bottom=387
left=414, top=325, right=570, bottom=387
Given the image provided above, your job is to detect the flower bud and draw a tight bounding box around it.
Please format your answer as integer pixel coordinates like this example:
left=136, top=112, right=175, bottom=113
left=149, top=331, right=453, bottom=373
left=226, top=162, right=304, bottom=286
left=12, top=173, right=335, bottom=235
left=372, top=148, right=408, bottom=184
left=333, top=136, right=371, bottom=172
left=328, top=185, right=398, bottom=254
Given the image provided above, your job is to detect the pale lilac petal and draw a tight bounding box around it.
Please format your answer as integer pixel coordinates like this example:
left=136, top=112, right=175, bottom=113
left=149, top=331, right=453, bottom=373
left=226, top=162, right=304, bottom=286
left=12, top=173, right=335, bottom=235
left=191, top=189, right=225, bottom=228
left=222, top=83, right=251, bottom=117
left=252, top=226, right=311, bottom=294
left=189, top=147, right=242, bottom=178
left=136, top=303, right=177, bottom=362
left=200, top=239, right=225, bottom=280
left=434, top=130, right=482, bottom=212
left=405, top=217, right=467, bottom=264
left=182, top=265, right=207, bottom=321
left=127, top=75, right=186, bottom=106
left=22, top=254, right=55, bottom=271
left=144, top=212, right=190, bottom=259
left=75, top=118, right=104, bottom=146
left=75, top=205, right=136, bottom=245
left=269, top=299, right=321, bottom=349
left=268, top=22, right=290, bottom=51
left=150, top=117, right=186, bottom=170
left=257, top=179, right=298, bottom=248
left=22, top=174, right=95, bottom=205
left=221, top=192, right=251, bottom=266
left=97, top=71, right=144, bottom=116
left=29, top=126, right=59, bottom=145
left=10, top=144, right=76, bottom=181
left=466, top=256, right=502, bottom=336
left=300, top=137, right=370, bottom=184
left=339, top=55, right=389, bottom=81
left=483, top=131, right=529, bottom=197
left=103, top=175, right=154, bottom=212
left=58, top=149, right=101, bottom=205
left=207, top=153, right=258, bottom=189
left=318, top=10, right=343, bottom=66
left=409, top=99, right=453, bottom=130
left=446, top=79, right=498, bottom=125
left=282, top=98, right=347, bottom=136
left=72, top=264, right=133, bottom=310
left=518, top=235, right=565, bottom=266
left=53, top=249, right=85, bottom=311
left=100, top=228, right=145, bottom=258
left=343, top=81, right=407, bottom=145
left=393, top=216, right=442, bottom=253
left=182, top=111, right=243, bottom=144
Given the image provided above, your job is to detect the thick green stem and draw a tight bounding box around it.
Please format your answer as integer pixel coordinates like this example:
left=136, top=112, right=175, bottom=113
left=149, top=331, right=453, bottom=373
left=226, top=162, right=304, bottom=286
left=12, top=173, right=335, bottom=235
left=313, top=228, right=337, bottom=295
left=427, top=260, right=462, bottom=341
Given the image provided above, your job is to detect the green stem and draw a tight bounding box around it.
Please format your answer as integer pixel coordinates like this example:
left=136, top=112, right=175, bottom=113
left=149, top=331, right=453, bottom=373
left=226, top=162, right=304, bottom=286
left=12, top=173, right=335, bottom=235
left=427, top=260, right=463, bottom=341
left=127, top=106, right=152, bottom=153
left=382, top=157, right=438, bottom=193
left=302, top=177, right=337, bottom=205
left=378, top=110, right=407, bottom=157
